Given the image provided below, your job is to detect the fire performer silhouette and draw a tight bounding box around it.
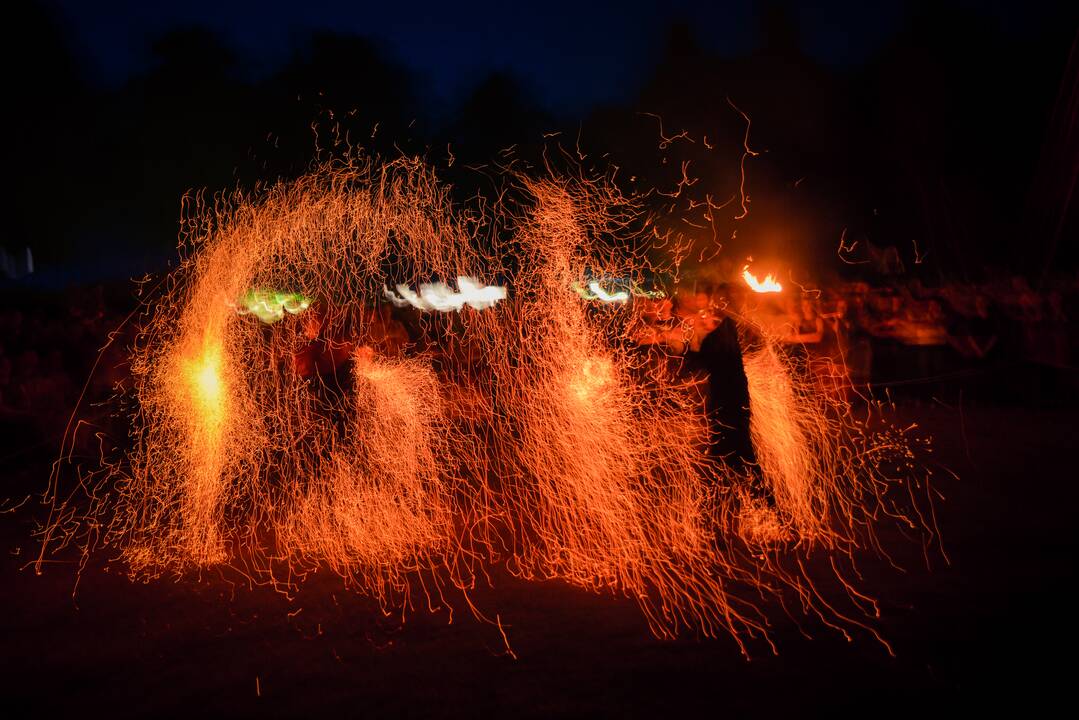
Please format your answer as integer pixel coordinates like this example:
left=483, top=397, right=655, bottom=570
left=697, top=308, right=758, bottom=472
left=686, top=285, right=759, bottom=478
left=637, top=284, right=759, bottom=475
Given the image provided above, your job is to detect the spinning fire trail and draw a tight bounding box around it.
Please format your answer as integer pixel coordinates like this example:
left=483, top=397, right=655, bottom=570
left=37, top=153, right=935, bottom=653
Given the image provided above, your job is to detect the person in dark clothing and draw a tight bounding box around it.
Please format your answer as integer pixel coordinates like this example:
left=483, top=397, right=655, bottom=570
left=672, top=284, right=759, bottom=477
left=638, top=285, right=759, bottom=476
left=696, top=314, right=757, bottom=472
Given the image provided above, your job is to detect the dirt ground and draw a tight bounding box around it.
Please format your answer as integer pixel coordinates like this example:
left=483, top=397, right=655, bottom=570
left=1, top=400, right=1076, bottom=718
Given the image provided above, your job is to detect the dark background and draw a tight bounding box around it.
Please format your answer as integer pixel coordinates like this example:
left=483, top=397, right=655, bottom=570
left=6, top=0, right=1078, bottom=284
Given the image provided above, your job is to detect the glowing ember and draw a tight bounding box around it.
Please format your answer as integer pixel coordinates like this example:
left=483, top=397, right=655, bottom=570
left=383, top=276, right=506, bottom=312
left=742, top=265, right=783, bottom=293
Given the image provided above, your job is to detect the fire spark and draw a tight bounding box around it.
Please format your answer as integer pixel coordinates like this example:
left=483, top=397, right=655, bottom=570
left=39, top=154, right=935, bottom=656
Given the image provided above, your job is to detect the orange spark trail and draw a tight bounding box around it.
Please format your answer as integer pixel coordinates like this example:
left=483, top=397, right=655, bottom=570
left=38, top=151, right=936, bottom=653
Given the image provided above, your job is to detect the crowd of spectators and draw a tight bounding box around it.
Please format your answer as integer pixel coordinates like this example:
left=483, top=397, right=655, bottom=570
left=0, top=286, right=131, bottom=450
left=784, top=273, right=1075, bottom=400
left=640, top=270, right=1079, bottom=405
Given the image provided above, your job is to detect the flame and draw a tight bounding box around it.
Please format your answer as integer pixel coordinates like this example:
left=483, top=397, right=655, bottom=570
left=742, top=265, right=782, bottom=293
left=383, top=276, right=506, bottom=312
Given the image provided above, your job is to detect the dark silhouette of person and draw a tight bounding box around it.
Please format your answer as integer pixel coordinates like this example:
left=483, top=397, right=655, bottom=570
left=675, top=285, right=758, bottom=475
left=697, top=314, right=757, bottom=473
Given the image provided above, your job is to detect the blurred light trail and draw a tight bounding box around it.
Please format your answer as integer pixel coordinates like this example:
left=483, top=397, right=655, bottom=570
left=383, top=276, right=506, bottom=311
left=235, top=289, right=311, bottom=323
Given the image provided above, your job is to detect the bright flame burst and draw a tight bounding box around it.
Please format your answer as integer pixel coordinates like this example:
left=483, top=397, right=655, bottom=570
left=383, top=276, right=506, bottom=312
left=743, top=265, right=783, bottom=293
left=40, top=154, right=935, bottom=655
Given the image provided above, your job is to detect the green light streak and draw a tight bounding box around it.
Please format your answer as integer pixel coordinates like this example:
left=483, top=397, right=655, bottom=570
left=236, top=289, right=311, bottom=324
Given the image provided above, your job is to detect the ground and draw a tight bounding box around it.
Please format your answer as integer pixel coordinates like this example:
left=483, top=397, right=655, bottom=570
left=1, top=401, right=1075, bottom=718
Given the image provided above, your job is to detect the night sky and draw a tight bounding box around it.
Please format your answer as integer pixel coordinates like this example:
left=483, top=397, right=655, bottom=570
left=48, top=0, right=1039, bottom=117
left=12, top=0, right=1075, bottom=278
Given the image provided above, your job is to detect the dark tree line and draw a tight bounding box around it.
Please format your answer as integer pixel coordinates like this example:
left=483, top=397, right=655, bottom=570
left=8, top=1, right=1077, bottom=281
